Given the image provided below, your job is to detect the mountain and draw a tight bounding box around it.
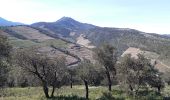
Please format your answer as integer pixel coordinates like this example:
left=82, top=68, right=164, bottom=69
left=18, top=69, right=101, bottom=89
left=163, top=34, right=170, bottom=38
left=31, top=17, right=96, bottom=38
left=32, top=17, right=170, bottom=57
left=0, top=17, right=24, bottom=26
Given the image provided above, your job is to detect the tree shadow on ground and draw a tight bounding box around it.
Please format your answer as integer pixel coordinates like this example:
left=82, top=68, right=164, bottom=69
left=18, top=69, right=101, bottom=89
left=137, top=90, right=161, bottom=96
left=135, top=90, right=168, bottom=100
left=47, top=95, right=86, bottom=100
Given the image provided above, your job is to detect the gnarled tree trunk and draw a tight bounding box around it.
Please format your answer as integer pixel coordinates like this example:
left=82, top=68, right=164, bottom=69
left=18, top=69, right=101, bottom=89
left=42, top=81, right=49, bottom=98
left=51, top=85, right=56, bottom=98
left=84, top=80, right=89, bottom=99
left=106, top=70, right=112, bottom=91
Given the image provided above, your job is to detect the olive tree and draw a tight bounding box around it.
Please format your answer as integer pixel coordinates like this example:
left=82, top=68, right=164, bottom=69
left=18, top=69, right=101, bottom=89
left=144, top=66, right=164, bottom=93
left=76, top=59, right=100, bottom=99
left=68, top=68, right=76, bottom=88
left=0, top=35, right=12, bottom=97
left=16, top=49, right=69, bottom=98
left=117, top=54, right=164, bottom=95
left=94, top=43, right=117, bottom=91
left=0, top=35, right=11, bottom=88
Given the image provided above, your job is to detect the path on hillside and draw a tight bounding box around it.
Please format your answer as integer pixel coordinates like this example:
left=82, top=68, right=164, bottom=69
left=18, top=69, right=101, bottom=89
left=51, top=45, right=81, bottom=67
left=158, top=61, right=170, bottom=69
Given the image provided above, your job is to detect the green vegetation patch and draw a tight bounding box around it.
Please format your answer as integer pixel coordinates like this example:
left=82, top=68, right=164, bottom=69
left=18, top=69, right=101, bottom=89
left=40, top=39, right=68, bottom=48
left=9, top=39, right=39, bottom=48
left=2, top=86, right=168, bottom=100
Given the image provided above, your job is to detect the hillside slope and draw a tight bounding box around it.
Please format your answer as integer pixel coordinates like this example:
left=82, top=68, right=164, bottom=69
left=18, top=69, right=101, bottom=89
left=0, top=25, right=93, bottom=66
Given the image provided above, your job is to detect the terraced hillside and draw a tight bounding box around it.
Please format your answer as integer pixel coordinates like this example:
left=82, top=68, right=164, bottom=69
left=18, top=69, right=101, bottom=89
left=122, top=47, right=170, bottom=72
left=0, top=25, right=93, bottom=66
left=9, top=26, right=54, bottom=41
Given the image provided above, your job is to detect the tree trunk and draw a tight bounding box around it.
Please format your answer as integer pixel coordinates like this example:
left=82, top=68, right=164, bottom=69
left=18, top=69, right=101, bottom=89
left=106, top=71, right=112, bottom=91
left=70, top=75, right=73, bottom=88
left=70, top=82, right=73, bottom=88
left=158, top=86, right=161, bottom=94
left=51, top=86, right=56, bottom=98
left=84, top=80, right=89, bottom=99
left=129, top=84, right=133, bottom=92
left=42, top=82, right=49, bottom=98
left=51, top=85, right=56, bottom=98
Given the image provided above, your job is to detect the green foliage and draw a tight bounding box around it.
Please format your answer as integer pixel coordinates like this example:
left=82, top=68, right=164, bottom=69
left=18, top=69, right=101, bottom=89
left=41, top=39, right=68, bottom=48
left=9, top=39, right=38, bottom=48
left=76, top=59, right=104, bottom=86
left=0, top=35, right=12, bottom=58
left=0, top=35, right=11, bottom=88
left=117, top=54, right=164, bottom=95
left=95, top=43, right=117, bottom=71
left=94, top=43, right=117, bottom=91
left=15, top=48, right=69, bottom=98
left=77, top=59, right=97, bottom=82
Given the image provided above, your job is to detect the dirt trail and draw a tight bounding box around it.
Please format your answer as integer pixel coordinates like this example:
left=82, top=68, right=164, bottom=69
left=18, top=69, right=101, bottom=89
left=76, top=34, right=95, bottom=48
left=51, top=45, right=81, bottom=67
left=157, top=61, right=170, bottom=69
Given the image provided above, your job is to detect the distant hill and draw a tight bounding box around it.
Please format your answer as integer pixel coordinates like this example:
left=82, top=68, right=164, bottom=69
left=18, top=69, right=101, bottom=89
left=32, top=17, right=170, bottom=59
left=0, top=17, right=24, bottom=26
left=163, top=34, right=170, bottom=38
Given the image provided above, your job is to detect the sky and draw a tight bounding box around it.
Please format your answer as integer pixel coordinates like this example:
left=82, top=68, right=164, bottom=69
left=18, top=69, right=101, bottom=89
left=0, top=0, right=170, bottom=34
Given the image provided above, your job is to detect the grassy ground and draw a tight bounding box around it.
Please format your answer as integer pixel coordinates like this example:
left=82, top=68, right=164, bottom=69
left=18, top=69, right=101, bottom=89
left=1, top=85, right=169, bottom=100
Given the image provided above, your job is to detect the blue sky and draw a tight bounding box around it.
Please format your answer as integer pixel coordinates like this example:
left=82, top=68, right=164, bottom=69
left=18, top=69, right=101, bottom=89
left=0, top=0, right=170, bottom=34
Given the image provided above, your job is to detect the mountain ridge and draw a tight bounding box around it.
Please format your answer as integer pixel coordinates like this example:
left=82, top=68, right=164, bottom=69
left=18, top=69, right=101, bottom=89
left=31, top=17, right=170, bottom=38
left=0, top=17, right=24, bottom=26
left=31, top=17, right=170, bottom=62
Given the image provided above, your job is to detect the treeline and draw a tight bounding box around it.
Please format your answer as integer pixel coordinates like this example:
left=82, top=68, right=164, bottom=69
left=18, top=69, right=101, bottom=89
left=0, top=35, right=166, bottom=99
